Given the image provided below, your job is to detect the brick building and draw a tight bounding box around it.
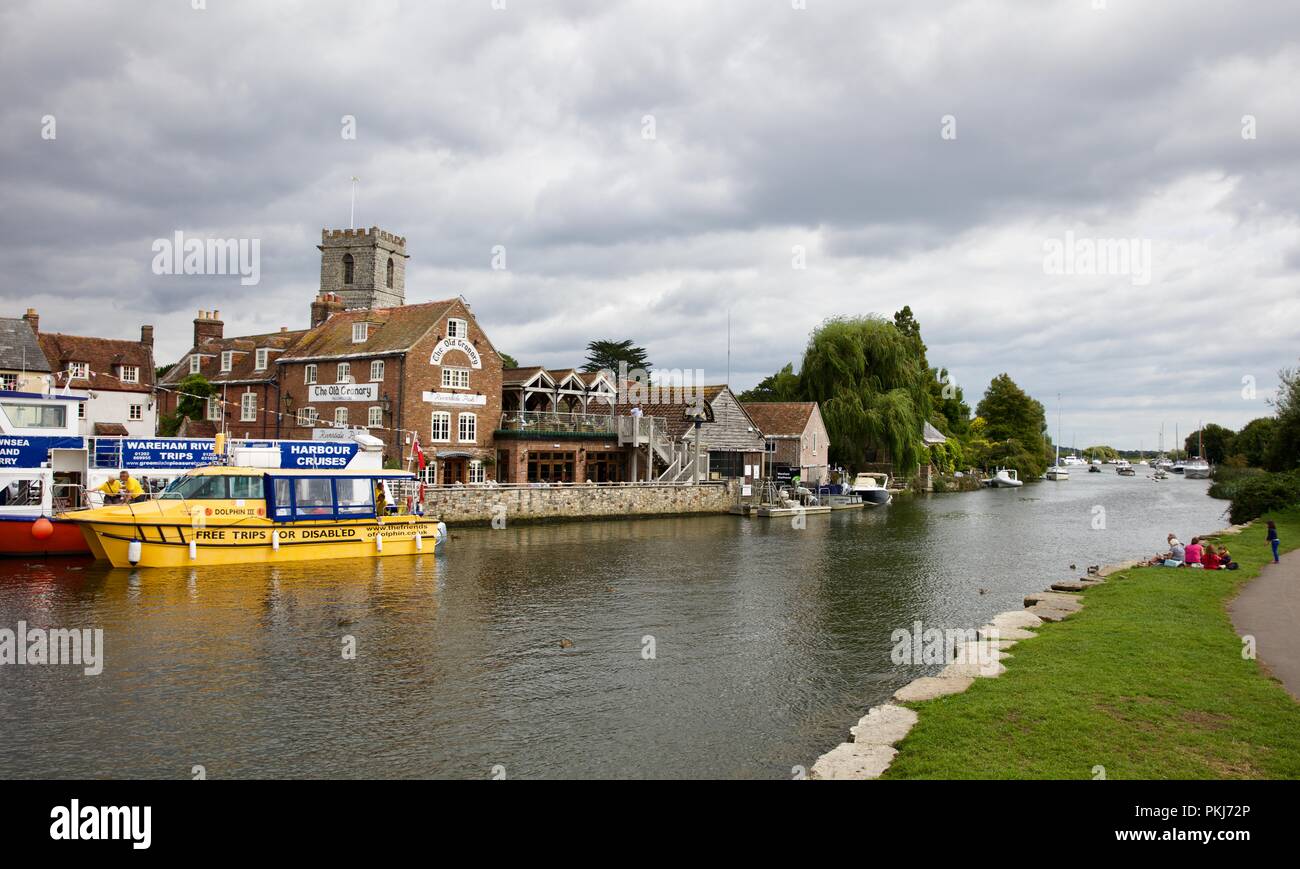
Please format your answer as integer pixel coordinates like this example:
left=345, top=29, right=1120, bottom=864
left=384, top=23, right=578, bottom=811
left=28, top=309, right=157, bottom=438
left=742, top=401, right=830, bottom=486
left=277, top=296, right=504, bottom=481
left=156, top=310, right=306, bottom=438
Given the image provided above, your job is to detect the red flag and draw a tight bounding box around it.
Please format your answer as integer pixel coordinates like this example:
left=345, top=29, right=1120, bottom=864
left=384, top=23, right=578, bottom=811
left=412, top=433, right=426, bottom=470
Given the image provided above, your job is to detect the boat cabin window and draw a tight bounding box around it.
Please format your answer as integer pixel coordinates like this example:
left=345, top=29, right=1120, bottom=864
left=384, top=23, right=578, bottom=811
left=1, top=402, right=67, bottom=429
left=158, top=474, right=263, bottom=501
left=265, top=475, right=382, bottom=522
left=294, top=478, right=334, bottom=518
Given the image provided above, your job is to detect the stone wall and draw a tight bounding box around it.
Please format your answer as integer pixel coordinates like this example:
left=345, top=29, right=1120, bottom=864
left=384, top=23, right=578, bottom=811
left=422, top=481, right=737, bottom=524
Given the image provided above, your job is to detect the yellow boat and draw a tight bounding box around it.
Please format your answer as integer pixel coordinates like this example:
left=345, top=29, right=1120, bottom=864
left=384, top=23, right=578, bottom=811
left=61, top=466, right=445, bottom=568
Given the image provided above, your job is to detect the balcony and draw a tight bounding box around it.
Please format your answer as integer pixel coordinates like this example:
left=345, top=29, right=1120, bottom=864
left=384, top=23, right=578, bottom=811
left=495, top=410, right=640, bottom=439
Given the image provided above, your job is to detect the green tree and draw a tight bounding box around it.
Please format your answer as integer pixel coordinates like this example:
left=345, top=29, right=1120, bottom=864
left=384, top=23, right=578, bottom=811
left=797, top=316, right=932, bottom=473
left=1233, top=417, right=1276, bottom=467
left=499, top=352, right=519, bottom=369
left=929, top=367, right=970, bottom=436
left=1184, top=424, right=1235, bottom=465
left=974, top=374, right=1049, bottom=478
left=581, top=339, right=651, bottom=373
left=1266, top=365, right=1300, bottom=472
left=738, top=363, right=800, bottom=402
left=157, top=374, right=215, bottom=436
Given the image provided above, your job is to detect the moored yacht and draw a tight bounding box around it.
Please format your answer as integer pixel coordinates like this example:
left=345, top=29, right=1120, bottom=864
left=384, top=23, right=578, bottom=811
left=850, top=472, right=892, bottom=506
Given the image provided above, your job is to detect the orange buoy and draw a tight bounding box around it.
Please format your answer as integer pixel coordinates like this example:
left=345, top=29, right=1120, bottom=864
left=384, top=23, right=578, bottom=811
left=32, top=517, right=55, bottom=540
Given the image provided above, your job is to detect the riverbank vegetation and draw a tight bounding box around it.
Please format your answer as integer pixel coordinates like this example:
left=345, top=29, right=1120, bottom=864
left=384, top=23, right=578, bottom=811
left=741, top=308, right=1051, bottom=480
left=884, top=510, right=1300, bottom=779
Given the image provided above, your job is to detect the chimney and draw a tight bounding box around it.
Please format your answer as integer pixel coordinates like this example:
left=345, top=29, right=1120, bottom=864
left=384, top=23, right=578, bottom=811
left=310, top=292, right=346, bottom=328
left=21, top=308, right=38, bottom=334
left=193, top=308, right=224, bottom=347
left=140, top=324, right=154, bottom=348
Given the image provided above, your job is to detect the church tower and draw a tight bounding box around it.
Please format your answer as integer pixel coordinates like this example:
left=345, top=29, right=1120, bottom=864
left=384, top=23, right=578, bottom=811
left=318, top=226, right=408, bottom=309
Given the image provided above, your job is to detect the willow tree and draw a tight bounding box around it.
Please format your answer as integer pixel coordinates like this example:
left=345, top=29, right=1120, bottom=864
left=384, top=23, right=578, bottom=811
left=797, top=316, right=932, bottom=473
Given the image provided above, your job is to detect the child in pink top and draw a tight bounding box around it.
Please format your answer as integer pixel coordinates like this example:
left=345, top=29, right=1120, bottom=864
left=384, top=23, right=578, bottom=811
left=1184, top=537, right=1203, bottom=566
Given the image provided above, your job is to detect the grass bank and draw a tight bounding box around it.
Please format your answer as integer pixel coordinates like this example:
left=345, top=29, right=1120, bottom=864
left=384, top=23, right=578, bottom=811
left=884, top=509, right=1300, bottom=779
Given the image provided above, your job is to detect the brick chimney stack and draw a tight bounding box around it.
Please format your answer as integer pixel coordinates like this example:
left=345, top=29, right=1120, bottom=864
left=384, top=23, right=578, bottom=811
left=193, top=309, right=224, bottom=347
left=21, top=308, right=38, bottom=334
left=140, top=324, right=154, bottom=348
left=310, top=292, right=346, bottom=328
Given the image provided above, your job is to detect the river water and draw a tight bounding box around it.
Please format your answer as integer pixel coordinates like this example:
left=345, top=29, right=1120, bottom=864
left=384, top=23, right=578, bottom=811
left=0, top=472, right=1227, bottom=779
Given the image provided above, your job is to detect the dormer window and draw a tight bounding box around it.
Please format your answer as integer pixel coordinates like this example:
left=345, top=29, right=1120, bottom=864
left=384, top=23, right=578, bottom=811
left=221, top=351, right=233, bottom=372
left=119, top=365, right=139, bottom=384
left=189, top=355, right=201, bottom=374
left=255, top=349, right=269, bottom=370
left=352, top=322, right=368, bottom=343
left=68, top=362, right=89, bottom=380
left=342, top=254, right=355, bottom=285
left=447, top=318, right=467, bottom=339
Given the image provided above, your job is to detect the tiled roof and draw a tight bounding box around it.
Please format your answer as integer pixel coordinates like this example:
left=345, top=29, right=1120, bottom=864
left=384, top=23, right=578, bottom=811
left=279, top=299, right=457, bottom=361
left=93, top=422, right=129, bottom=436
left=38, top=332, right=153, bottom=393
left=503, top=366, right=552, bottom=387
left=613, top=384, right=730, bottom=440
left=0, top=318, right=50, bottom=372
left=176, top=416, right=217, bottom=438
left=159, top=329, right=307, bottom=386
left=741, top=402, right=817, bottom=437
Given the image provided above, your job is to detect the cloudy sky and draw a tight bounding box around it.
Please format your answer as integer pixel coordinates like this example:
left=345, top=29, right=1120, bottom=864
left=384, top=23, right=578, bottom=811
left=3, top=0, right=1298, bottom=449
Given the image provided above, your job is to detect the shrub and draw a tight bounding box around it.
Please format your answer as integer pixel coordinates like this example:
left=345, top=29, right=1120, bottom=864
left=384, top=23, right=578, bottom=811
left=1208, top=465, right=1267, bottom=500
left=1228, top=470, right=1300, bottom=524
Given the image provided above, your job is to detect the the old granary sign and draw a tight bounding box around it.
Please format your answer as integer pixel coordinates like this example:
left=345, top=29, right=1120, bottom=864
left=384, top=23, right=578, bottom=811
left=309, top=383, right=378, bottom=402
left=429, top=336, right=481, bottom=368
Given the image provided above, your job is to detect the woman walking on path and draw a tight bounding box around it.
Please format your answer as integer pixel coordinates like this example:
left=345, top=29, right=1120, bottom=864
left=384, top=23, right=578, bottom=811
left=1267, top=520, right=1280, bottom=563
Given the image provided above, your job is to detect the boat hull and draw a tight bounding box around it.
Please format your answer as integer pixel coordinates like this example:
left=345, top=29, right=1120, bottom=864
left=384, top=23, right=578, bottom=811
left=0, top=516, right=92, bottom=556
left=859, top=490, right=892, bottom=506
left=76, top=516, right=445, bottom=568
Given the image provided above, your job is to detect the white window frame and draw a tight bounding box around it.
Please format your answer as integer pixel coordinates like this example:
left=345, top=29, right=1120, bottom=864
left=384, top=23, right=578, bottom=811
left=304, top=364, right=317, bottom=385
left=334, top=407, right=348, bottom=427
left=0, top=373, right=17, bottom=391
left=255, top=349, right=269, bottom=371
left=297, top=407, right=318, bottom=427
left=430, top=411, right=451, bottom=443
left=446, top=318, right=467, bottom=339
left=369, top=360, right=384, bottom=382
left=336, top=362, right=351, bottom=383
left=206, top=396, right=222, bottom=422
left=441, top=367, right=470, bottom=389
left=368, top=406, right=383, bottom=428
left=457, top=412, right=476, bottom=444
left=190, top=355, right=201, bottom=374
left=129, top=404, right=143, bottom=421
left=468, top=460, right=485, bottom=484
left=241, top=392, right=257, bottom=422
left=68, top=362, right=89, bottom=380
left=352, top=322, right=368, bottom=343
left=120, top=365, right=139, bottom=384
left=77, top=401, right=86, bottom=419
left=221, top=351, right=233, bottom=372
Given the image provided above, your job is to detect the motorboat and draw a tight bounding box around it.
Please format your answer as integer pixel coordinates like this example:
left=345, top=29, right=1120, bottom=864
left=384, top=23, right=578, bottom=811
left=1088, top=464, right=1101, bottom=473
left=1062, top=455, right=1086, bottom=467
left=850, top=472, right=892, bottom=506
left=986, top=468, right=1023, bottom=488
left=1183, top=459, right=1211, bottom=479
left=1116, top=461, right=1136, bottom=476
left=1045, top=466, right=1069, bottom=480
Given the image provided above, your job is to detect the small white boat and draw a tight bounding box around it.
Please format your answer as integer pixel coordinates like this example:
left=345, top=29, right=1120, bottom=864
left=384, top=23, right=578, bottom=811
left=1045, top=466, right=1069, bottom=481
left=1184, top=459, right=1211, bottom=479
left=987, top=468, right=1023, bottom=488
left=1090, top=459, right=1103, bottom=466
left=1062, top=455, right=1086, bottom=467
left=850, top=472, right=892, bottom=506
left=1116, top=460, right=1136, bottom=476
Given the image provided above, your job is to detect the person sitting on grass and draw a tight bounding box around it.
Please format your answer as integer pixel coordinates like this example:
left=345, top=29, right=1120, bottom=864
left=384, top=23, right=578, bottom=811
left=1147, top=533, right=1185, bottom=566
left=1184, top=537, right=1204, bottom=568
left=1218, top=544, right=1238, bottom=570
left=1202, top=544, right=1222, bottom=570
